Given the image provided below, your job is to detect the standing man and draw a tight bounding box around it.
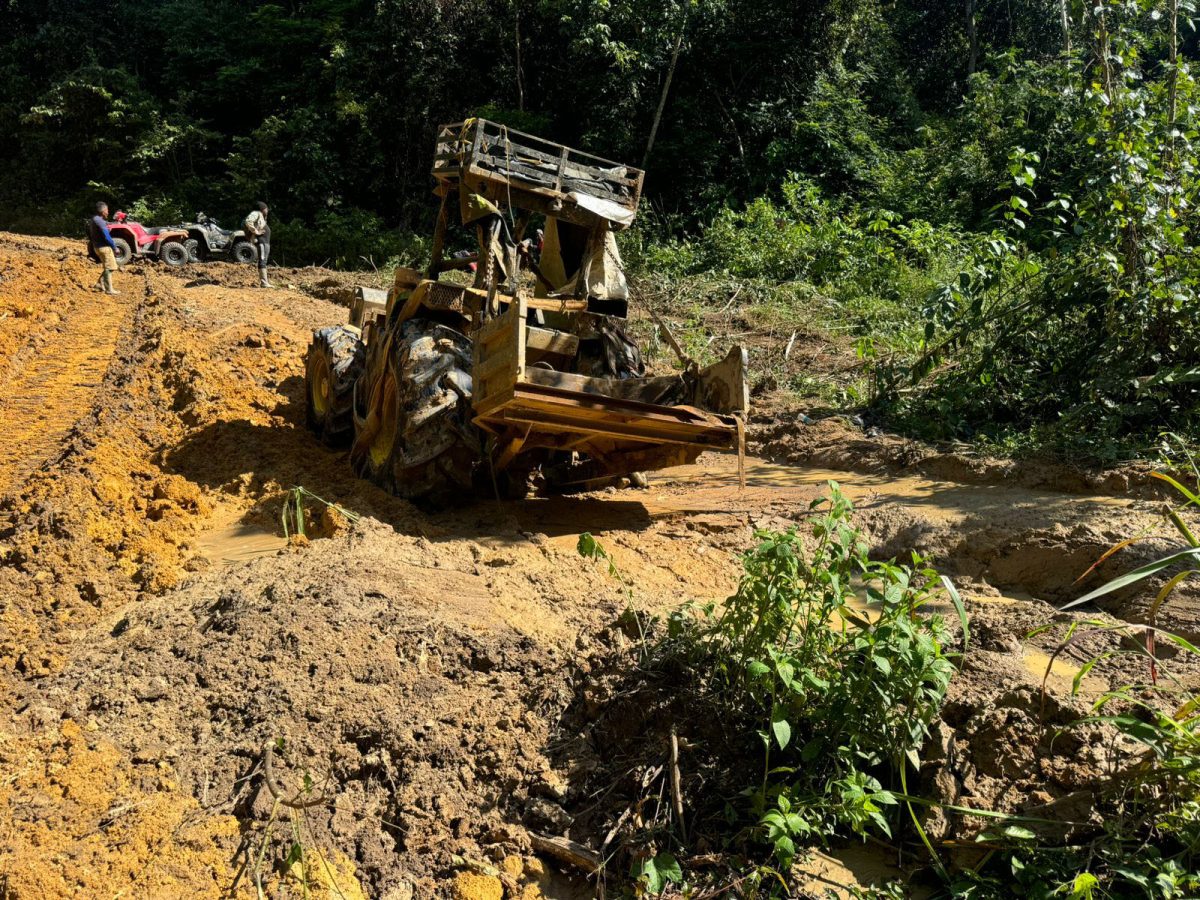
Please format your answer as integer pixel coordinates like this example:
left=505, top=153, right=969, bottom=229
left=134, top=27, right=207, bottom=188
left=244, top=201, right=272, bottom=288
left=88, top=201, right=120, bottom=295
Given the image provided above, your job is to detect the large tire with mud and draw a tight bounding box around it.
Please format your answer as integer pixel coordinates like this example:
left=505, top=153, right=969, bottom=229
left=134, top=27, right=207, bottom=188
left=232, top=240, right=257, bottom=264
left=111, top=237, right=132, bottom=267
left=354, top=319, right=479, bottom=502
left=305, top=325, right=365, bottom=446
left=160, top=240, right=189, bottom=267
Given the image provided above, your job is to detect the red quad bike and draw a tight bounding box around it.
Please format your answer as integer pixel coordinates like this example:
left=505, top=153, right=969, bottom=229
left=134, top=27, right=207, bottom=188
left=107, top=211, right=191, bottom=267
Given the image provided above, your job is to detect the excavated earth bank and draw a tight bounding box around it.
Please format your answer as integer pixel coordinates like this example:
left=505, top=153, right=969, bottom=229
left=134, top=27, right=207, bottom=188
left=0, top=233, right=1193, bottom=897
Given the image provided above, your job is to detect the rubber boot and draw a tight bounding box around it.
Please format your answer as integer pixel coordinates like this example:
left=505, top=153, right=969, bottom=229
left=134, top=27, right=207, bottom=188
left=259, top=268, right=272, bottom=289
left=102, top=271, right=120, bottom=296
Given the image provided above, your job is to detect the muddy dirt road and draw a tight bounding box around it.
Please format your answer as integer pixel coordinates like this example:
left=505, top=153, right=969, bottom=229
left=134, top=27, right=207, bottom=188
left=0, top=234, right=1189, bottom=898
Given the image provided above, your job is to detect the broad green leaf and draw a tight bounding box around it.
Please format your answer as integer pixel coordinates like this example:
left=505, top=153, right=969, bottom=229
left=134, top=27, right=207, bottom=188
left=638, top=853, right=682, bottom=893
left=654, top=853, right=682, bottom=884
left=1002, top=825, right=1037, bottom=840
left=941, top=576, right=970, bottom=655
left=1070, top=872, right=1098, bottom=899
left=771, top=715, right=792, bottom=750
left=1060, top=548, right=1200, bottom=610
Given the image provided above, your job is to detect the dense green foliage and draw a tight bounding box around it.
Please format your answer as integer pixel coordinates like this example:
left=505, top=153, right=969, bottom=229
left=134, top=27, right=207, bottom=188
left=634, top=1, right=1200, bottom=459
left=664, top=487, right=958, bottom=874
left=0, top=0, right=944, bottom=231
left=1, top=0, right=1196, bottom=453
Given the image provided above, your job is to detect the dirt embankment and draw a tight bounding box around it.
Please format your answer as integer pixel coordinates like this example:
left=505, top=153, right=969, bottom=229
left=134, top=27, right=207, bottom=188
left=751, top=412, right=1161, bottom=497
left=0, top=233, right=1193, bottom=897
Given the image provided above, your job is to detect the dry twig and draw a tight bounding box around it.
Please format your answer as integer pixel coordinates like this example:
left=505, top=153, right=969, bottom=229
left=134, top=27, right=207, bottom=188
left=529, top=832, right=603, bottom=874
left=670, top=727, right=686, bottom=844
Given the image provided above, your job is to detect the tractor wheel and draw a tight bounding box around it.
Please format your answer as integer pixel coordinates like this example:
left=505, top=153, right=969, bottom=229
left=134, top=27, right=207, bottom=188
left=353, top=319, right=479, bottom=502
left=184, top=238, right=201, bottom=263
left=161, top=240, right=189, bottom=267
left=232, top=240, right=257, bottom=264
left=112, top=237, right=132, bottom=267
left=305, top=325, right=364, bottom=446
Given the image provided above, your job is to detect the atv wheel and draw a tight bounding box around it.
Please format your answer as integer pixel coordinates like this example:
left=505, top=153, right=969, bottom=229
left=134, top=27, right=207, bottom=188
left=305, top=325, right=364, bottom=446
left=232, top=240, right=256, bottom=264
left=111, top=237, right=132, bottom=267
left=353, top=319, right=479, bottom=502
left=161, top=240, right=189, bottom=267
left=184, top=238, right=200, bottom=263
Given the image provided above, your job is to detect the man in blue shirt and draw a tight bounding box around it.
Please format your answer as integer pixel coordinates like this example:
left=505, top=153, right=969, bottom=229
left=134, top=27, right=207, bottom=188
left=87, top=201, right=120, bottom=295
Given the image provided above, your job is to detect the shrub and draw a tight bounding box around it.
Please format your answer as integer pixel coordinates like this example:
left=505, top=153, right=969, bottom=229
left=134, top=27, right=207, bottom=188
left=888, top=7, right=1200, bottom=459
left=269, top=209, right=428, bottom=270
left=666, top=485, right=962, bottom=867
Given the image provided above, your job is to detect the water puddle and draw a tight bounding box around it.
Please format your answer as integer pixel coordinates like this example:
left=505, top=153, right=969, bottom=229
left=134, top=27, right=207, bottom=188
left=1022, top=646, right=1107, bottom=696
left=646, top=454, right=1136, bottom=524
left=196, top=514, right=287, bottom=565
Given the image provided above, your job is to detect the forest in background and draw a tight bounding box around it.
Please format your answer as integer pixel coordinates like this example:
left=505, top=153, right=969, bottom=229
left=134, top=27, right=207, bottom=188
left=1, top=0, right=1197, bottom=460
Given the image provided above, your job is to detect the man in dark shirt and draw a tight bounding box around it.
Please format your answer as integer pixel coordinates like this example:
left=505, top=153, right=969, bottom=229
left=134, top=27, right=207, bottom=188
left=87, top=201, right=120, bottom=295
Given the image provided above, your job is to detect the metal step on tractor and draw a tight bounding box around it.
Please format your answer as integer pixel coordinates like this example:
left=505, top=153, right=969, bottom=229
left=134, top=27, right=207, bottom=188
left=303, top=118, right=748, bottom=501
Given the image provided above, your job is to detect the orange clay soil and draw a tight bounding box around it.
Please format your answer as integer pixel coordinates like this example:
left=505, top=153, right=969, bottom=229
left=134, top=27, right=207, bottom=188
left=0, top=233, right=1191, bottom=898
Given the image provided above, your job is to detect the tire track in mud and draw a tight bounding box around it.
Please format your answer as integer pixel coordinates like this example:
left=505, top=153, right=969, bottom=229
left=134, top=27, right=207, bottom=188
left=0, top=260, right=139, bottom=497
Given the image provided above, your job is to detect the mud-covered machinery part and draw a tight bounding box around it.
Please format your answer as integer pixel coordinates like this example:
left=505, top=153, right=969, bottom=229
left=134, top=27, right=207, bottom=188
left=232, top=240, right=257, bottom=264
left=305, top=325, right=365, bottom=446
left=354, top=319, right=479, bottom=502
left=161, top=240, right=189, bottom=267
left=575, top=318, right=645, bottom=379
left=111, top=237, right=132, bottom=266
left=184, top=238, right=201, bottom=262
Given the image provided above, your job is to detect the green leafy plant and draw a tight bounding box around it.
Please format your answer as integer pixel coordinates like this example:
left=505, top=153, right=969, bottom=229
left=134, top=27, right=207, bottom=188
left=669, top=484, right=964, bottom=869
left=892, top=2, right=1200, bottom=459
left=632, top=851, right=684, bottom=895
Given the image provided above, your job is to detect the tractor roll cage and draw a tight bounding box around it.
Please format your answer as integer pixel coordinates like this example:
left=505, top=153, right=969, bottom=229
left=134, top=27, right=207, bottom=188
left=426, top=119, right=645, bottom=314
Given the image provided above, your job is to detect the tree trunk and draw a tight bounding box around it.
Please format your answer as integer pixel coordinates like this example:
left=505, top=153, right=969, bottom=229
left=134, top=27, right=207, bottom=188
left=1168, top=0, right=1178, bottom=157
left=514, top=0, right=524, bottom=112
left=1095, top=1, right=1113, bottom=100
left=966, top=0, right=978, bottom=77
left=643, top=21, right=685, bottom=170
left=1059, top=0, right=1072, bottom=53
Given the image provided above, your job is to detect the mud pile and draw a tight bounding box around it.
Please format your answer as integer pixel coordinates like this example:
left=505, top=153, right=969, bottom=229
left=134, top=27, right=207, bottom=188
left=27, top=521, right=626, bottom=896
left=751, top=413, right=1159, bottom=496
left=750, top=417, right=1200, bottom=637
left=178, top=255, right=389, bottom=306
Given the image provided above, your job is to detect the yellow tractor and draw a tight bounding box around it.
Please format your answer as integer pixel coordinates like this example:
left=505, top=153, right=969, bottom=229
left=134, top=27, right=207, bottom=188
left=304, top=118, right=747, bottom=501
